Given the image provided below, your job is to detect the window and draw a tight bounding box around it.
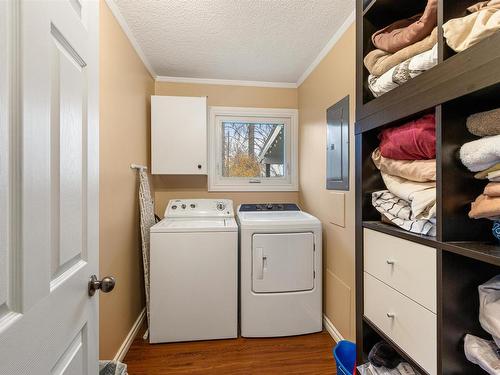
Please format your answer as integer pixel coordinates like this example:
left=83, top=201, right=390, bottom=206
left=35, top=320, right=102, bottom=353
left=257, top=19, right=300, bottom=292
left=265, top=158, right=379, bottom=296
left=208, top=107, right=298, bottom=191
left=326, top=96, right=349, bottom=190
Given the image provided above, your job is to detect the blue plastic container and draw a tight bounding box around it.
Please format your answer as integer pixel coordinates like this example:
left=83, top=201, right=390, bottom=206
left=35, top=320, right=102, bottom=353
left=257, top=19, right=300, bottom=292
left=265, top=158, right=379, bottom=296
left=333, top=340, right=356, bottom=375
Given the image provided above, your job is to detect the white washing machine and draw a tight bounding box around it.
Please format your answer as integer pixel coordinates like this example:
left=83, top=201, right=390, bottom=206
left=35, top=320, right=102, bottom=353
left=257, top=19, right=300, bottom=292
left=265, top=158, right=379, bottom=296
left=237, top=203, right=322, bottom=337
left=149, top=199, right=238, bottom=343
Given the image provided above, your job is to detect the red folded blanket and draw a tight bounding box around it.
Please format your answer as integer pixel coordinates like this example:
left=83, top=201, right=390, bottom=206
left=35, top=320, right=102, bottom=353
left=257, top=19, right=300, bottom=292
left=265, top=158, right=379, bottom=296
left=379, top=114, right=436, bottom=160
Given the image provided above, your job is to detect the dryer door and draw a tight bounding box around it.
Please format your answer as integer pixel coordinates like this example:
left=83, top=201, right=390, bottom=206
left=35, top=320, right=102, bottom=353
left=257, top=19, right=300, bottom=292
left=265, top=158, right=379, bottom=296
left=252, top=232, right=315, bottom=293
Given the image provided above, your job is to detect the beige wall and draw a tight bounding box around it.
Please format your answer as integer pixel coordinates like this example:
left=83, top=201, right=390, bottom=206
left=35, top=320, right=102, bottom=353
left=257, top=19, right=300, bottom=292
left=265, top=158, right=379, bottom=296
left=99, top=1, right=155, bottom=359
left=298, top=24, right=356, bottom=340
left=153, top=82, right=300, bottom=214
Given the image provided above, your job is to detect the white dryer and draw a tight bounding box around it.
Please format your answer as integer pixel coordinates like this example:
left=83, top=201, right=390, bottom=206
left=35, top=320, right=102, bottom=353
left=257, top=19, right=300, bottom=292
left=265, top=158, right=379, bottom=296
left=237, top=203, right=322, bottom=337
left=150, top=199, right=238, bottom=343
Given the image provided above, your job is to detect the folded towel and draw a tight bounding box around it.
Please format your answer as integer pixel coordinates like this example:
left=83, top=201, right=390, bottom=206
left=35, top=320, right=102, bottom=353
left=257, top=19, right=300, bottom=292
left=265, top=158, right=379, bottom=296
left=372, top=148, right=436, bottom=182
left=371, top=0, right=437, bottom=53
left=479, top=275, right=500, bottom=348
left=490, top=170, right=500, bottom=180
left=368, top=44, right=438, bottom=97
left=469, top=194, right=500, bottom=218
left=464, top=334, right=500, bottom=375
left=467, top=108, right=500, bottom=137
left=379, top=114, right=436, bottom=160
left=460, top=135, right=500, bottom=172
left=470, top=0, right=500, bottom=11
left=381, top=172, right=436, bottom=220
left=485, top=182, right=500, bottom=197
left=443, top=2, right=500, bottom=52
left=372, top=191, right=436, bottom=236
left=364, top=28, right=438, bottom=76
left=475, top=162, right=500, bottom=179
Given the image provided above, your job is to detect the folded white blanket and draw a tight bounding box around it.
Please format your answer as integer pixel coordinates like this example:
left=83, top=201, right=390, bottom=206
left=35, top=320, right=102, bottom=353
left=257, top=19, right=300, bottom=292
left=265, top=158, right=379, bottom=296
left=479, top=275, right=500, bottom=348
left=381, top=172, right=436, bottom=220
left=372, top=190, right=437, bottom=236
left=368, top=44, right=438, bottom=97
left=464, top=334, right=500, bottom=375
left=460, top=135, right=500, bottom=172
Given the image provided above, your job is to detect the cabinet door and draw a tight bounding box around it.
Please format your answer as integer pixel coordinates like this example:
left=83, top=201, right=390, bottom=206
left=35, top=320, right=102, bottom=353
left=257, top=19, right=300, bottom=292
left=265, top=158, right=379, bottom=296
left=252, top=233, right=315, bottom=293
left=152, top=95, right=207, bottom=174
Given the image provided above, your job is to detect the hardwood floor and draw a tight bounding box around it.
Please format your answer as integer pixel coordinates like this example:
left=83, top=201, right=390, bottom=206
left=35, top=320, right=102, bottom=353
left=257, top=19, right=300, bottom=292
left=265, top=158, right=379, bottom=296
left=124, top=324, right=337, bottom=374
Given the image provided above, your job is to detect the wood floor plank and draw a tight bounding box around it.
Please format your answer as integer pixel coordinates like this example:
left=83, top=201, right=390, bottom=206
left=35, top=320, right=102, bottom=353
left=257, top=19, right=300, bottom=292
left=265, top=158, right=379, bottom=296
left=124, top=325, right=337, bottom=374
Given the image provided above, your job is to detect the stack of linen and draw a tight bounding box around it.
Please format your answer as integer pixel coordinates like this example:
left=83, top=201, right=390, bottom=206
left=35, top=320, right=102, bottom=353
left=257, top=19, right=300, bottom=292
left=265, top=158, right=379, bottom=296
left=464, top=275, right=500, bottom=375
left=444, top=0, right=500, bottom=53
left=460, top=108, right=500, bottom=237
left=365, top=0, right=438, bottom=97
left=371, top=114, right=437, bottom=237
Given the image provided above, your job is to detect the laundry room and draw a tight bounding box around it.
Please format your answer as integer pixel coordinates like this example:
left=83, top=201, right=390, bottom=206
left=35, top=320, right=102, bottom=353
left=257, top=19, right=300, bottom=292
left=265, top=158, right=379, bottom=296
left=98, top=0, right=357, bottom=372
left=3, top=0, right=500, bottom=374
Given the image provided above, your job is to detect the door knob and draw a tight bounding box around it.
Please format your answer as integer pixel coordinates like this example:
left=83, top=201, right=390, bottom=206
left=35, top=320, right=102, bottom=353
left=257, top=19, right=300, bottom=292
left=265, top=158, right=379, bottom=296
left=88, top=275, right=116, bottom=296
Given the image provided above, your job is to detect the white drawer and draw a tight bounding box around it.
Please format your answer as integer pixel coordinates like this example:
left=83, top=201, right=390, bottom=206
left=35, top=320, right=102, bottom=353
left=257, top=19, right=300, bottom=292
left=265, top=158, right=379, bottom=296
left=364, top=272, right=437, bottom=375
left=364, top=229, right=436, bottom=313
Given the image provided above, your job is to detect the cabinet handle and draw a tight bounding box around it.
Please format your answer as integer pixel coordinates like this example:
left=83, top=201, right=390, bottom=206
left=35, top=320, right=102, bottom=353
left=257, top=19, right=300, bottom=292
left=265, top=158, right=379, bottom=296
left=197, top=164, right=202, bottom=169
left=386, top=312, right=395, bottom=318
left=386, top=259, right=395, bottom=265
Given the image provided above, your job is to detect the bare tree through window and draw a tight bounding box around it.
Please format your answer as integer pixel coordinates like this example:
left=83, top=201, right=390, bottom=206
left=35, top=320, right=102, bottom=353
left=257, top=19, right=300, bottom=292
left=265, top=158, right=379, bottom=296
left=222, top=122, right=285, bottom=178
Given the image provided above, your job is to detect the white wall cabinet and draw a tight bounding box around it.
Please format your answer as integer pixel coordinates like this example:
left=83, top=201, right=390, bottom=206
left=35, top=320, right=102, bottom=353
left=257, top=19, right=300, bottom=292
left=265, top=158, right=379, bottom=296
left=151, top=95, right=207, bottom=175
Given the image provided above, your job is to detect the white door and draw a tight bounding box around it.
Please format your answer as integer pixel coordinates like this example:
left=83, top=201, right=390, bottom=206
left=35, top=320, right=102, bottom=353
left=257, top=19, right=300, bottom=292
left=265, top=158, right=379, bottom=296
left=252, top=233, right=315, bottom=293
left=0, top=1, right=103, bottom=374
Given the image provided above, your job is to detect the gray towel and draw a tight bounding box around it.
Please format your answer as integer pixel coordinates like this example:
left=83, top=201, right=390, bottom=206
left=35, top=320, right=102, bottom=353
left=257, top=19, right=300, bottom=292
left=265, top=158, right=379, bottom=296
left=467, top=108, right=500, bottom=137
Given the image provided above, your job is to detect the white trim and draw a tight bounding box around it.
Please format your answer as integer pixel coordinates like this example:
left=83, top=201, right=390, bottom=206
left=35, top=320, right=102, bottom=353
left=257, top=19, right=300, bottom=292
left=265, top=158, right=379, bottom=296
left=113, top=308, right=146, bottom=362
left=208, top=106, right=299, bottom=192
left=296, top=10, right=355, bottom=87
left=104, top=0, right=156, bottom=78
left=323, top=314, right=344, bottom=343
left=155, top=75, right=297, bottom=89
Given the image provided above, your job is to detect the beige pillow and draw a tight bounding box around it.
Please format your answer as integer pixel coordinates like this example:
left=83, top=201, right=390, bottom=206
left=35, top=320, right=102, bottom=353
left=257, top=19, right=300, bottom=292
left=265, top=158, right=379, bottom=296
left=443, top=3, right=500, bottom=52
left=372, top=148, right=436, bottom=182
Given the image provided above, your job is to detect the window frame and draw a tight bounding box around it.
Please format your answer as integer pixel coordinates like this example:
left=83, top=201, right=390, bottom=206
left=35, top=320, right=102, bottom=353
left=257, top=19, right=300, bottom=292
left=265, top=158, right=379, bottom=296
left=208, top=106, right=298, bottom=192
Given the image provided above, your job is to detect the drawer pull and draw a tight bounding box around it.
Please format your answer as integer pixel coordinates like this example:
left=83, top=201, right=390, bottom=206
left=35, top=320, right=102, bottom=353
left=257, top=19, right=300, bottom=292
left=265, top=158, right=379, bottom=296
left=386, top=312, right=395, bottom=318
left=386, top=259, right=396, bottom=265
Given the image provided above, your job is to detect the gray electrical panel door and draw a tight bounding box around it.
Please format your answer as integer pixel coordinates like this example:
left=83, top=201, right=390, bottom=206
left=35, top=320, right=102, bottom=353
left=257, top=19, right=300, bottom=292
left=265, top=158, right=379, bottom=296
left=326, top=96, right=349, bottom=190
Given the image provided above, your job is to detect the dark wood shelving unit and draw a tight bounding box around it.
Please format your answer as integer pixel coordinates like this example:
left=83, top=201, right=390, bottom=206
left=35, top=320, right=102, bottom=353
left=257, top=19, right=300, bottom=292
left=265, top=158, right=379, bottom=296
left=355, top=0, right=500, bottom=374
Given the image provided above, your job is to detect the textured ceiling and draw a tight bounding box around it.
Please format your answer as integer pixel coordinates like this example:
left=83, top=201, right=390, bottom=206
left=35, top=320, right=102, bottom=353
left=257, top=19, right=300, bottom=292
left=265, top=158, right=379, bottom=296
left=113, top=0, right=355, bottom=83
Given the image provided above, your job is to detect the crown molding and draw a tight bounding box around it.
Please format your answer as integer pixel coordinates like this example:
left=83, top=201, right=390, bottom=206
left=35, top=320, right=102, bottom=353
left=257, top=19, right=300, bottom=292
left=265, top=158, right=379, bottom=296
left=155, top=75, right=297, bottom=88
left=296, top=9, right=355, bottom=87
left=104, top=0, right=157, bottom=79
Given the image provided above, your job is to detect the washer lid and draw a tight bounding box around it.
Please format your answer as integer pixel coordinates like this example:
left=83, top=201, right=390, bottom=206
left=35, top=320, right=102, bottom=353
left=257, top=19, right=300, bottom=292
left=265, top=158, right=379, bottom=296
left=151, top=218, right=238, bottom=233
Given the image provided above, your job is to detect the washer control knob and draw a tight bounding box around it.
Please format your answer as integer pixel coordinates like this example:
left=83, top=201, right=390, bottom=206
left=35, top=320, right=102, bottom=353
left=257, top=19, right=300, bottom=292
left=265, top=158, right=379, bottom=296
left=171, top=205, right=177, bottom=210
left=217, top=202, right=225, bottom=211
left=190, top=203, right=196, bottom=209
left=266, top=204, right=273, bottom=210
left=181, top=204, right=186, bottom=209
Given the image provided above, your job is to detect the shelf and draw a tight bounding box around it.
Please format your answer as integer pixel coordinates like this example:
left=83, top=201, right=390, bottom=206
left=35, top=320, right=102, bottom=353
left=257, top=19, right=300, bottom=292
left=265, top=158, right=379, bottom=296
left=362, top=317, right=430, bottom=375
left=363, top=221, right=500, bottom=266
left=441, top=242, right=500, bottom=267
left=356, top=32, right=500, bottom=133
left=362, top=221, right=438, bottom=248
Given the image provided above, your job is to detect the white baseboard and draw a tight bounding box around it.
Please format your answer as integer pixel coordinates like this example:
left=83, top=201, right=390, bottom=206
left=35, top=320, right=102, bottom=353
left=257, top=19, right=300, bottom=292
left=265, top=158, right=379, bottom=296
left=113, top=307, right=146, bottom=362
left=323, top=314, right=344, bottom=343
